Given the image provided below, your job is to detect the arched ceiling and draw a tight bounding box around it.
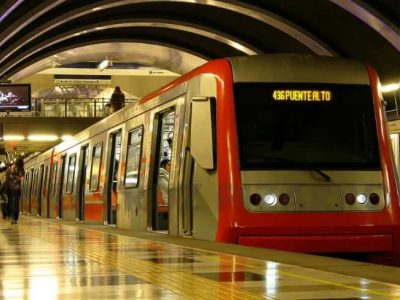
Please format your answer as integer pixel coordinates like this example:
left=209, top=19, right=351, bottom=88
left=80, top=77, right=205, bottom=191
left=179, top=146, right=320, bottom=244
left=0, top=0, right=400, bottom=85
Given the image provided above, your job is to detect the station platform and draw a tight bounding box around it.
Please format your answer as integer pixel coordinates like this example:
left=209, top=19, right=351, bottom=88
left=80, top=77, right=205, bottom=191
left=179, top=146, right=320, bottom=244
left=1, top=217, right=400, bottom=299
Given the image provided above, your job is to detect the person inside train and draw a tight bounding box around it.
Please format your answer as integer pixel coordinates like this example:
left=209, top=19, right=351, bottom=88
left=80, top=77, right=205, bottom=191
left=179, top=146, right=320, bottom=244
left=157, top=159, right=171, bottom=207
left=7, top=157, right=25, bottom=225
left=106, top=86, right=125, bottom=114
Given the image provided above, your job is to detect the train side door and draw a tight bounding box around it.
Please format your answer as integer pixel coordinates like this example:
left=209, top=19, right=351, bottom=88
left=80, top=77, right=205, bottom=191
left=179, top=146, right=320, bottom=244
left=41, top=165, right=49, bottom=217
left=48, top=161, right=58, bottom=218
left=22, top=173, right=29, bottom=214
left=151, top=109, right=175, bottom=232
left=77, top=145, right=88, bottom=221
left=28, top=168, right=35, bottom=215
left=37, top=164, right=44, bottom=216
left=106, top=130, right=121, bottom=225
left=57, top=155, right=66, bottom=219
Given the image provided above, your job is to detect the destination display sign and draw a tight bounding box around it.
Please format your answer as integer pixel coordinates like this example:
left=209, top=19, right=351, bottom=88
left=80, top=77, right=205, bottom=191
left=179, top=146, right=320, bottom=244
left=272, top=89, right=332, bottom=102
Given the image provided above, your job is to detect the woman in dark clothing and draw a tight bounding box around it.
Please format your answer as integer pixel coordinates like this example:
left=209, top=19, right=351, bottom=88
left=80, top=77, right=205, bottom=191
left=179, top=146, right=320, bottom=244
left=0, top=166, right=8, bottom=219
left=108, top=86, right=125, bottom=113
left=8, top=158, right=24, bottom=224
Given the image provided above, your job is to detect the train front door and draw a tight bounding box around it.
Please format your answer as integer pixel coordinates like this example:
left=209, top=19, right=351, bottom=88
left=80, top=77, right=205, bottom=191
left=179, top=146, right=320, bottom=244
left=106, top=130, right=121, bottom=225
left=151, top=109, right=175, bottom=232
left=77, top=145, right=88, bottom=221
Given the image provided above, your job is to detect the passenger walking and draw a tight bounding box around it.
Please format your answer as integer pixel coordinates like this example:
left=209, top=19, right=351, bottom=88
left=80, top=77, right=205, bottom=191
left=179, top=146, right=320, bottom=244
left=107, top=86, right=125, bottom=113
left=7, top=158, right=24, bottom=224
left=0, top=164, right=8, bottom=219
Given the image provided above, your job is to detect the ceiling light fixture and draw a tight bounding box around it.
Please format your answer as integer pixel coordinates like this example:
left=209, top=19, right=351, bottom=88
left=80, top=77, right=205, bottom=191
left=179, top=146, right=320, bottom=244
left=61, top=135, right=73, bottom=141
left=381, top=83, right=400, bottom=93
left=3, top=135, right=24, bottom=141
left=28, top=135, right=58, bottom=141
left=98, top=59, right=112, bottom=71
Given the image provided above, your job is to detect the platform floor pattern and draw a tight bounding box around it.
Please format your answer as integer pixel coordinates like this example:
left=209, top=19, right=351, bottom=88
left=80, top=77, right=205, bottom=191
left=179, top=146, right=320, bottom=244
left=0, top=217, right=400, bottom=299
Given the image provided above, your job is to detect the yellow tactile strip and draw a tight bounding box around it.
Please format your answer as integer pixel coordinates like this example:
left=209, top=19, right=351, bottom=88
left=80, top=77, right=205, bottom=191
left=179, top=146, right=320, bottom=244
left=22, top=224, right=265, bottom=300
left=18, top=219, right=400, bottom=299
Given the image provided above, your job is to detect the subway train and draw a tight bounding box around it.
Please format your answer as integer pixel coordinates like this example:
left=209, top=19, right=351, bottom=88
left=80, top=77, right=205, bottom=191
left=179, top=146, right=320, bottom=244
left=22, top=54, right=400, bottom=265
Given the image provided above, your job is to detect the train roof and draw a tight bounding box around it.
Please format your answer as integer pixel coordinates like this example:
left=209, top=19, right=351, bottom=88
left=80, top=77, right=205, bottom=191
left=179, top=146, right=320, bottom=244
left=25, top=54, right=373, bottom=162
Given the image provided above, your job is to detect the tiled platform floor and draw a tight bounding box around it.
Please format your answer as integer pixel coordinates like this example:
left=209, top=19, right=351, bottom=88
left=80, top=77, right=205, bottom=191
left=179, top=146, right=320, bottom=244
left=1, top=217, right=400, bottom=299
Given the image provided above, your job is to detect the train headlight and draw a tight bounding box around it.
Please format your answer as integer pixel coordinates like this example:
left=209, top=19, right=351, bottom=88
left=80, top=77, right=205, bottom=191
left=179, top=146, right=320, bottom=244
left=369, top=193, right=380, bottom=205
left=250, top=193, right=262, bottom=206
left=345, top=193, right=355, bottom=205
left=263, top=193, right=277, bottom=206
left=356, top=193, right=367, bottom=204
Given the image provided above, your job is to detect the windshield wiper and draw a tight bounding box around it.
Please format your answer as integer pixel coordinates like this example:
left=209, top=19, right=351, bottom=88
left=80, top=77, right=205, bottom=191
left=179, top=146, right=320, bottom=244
left=311, top=169, right=331, bottom=182
left=249, top=155, right=332, bottom=182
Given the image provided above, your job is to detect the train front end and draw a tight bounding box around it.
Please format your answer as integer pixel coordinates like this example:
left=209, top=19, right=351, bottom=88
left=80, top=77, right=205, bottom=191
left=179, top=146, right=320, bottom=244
left=216, top=54, right=400, bottom=264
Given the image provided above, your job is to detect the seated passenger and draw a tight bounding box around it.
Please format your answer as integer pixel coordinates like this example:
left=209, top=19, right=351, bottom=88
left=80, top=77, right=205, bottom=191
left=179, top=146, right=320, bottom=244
left=157, top=159, right=170, bottom=209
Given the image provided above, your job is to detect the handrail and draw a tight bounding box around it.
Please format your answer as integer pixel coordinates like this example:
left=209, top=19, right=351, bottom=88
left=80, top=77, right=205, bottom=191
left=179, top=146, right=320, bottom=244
left=0, top=97, right=137, bottom=118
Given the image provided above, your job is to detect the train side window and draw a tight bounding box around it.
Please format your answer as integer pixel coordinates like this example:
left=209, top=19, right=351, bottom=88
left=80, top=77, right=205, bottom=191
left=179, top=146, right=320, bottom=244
left=125, top=126, right=143, bottom=188
left=66, top=154, right=77, bottom=193
left=89, top=143, right=102, bottom=191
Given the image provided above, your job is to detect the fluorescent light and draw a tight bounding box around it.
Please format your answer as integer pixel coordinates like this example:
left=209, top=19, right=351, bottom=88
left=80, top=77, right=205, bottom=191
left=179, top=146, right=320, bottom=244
left=98, top=59, right=112, bottom=71
left=381, top=83, right=400, bottom=93
left=61, top=135, right=73, bottom=141
left=28, top=135, right=58, bottom=141
left=3, top=135, right=24, bottom=141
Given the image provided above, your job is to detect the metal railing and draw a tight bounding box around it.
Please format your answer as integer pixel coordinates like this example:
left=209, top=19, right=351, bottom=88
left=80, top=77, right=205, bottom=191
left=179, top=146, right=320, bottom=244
left=0, top=97, right=137, bottom=118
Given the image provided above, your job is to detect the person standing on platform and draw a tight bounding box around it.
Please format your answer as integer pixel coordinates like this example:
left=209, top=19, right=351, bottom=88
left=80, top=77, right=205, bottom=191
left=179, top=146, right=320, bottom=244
left=0, top=164, right=8, bottom=219
left=7, top=157, right=24, bottom=224
left=107, top=86, right=125, bottom=114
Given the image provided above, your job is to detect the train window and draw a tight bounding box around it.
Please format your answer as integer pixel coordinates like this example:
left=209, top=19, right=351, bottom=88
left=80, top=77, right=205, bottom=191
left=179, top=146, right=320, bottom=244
left=66, top=154, right=76, bottom=193
left=234, top=82, right=380, bottom=170
left=125, top=126, right=143, bottom=188
left=89, top=143, right=102, bottom=191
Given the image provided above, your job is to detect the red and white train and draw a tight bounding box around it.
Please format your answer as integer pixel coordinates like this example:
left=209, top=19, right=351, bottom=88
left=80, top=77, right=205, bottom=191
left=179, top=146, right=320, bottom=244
left=22, top=54, right=400, bottom=264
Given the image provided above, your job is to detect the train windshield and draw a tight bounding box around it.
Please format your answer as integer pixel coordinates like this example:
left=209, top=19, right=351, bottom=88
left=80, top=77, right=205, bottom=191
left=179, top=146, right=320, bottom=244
left=234, top=82, right=380, bottom=170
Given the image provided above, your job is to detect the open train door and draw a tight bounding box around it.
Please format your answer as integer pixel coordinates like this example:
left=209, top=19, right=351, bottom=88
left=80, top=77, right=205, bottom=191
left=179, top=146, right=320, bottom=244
left=106, top=130, right=121, bottom=226
left=77, top=145, right=88, bottom=221
left=150, top=109, right=175, bottom=232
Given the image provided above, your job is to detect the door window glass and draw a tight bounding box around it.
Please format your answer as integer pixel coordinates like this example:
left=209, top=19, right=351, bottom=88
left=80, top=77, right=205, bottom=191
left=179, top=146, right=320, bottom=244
left=66, top=154, right=76, bottom=193
left=125, top=126, right=143, bottom=188
left=90, top=143, right=102, bottom=190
